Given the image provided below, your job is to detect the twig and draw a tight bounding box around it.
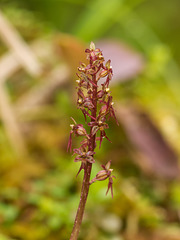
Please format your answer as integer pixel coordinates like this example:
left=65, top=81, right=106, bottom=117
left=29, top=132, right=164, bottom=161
left=0, top=82, right=27, bottom=156
left=0, top=10, right=41, bottom=76
left=15, top=64, right=70, bottom=115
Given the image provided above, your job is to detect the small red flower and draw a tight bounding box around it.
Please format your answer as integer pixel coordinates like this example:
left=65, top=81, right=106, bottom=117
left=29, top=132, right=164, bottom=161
left=67, top=118, right=89, bottom=152
left=88, top=117, right=111, bottom=148
left=90, top=160, right=116, bottom=198
left=97, top=96, right=119, bottom=126
left=73, top=147, right=95, bottom=177
left=97, top=85, right=110, bottom=100
left=73, top=148, right=95, bottom=164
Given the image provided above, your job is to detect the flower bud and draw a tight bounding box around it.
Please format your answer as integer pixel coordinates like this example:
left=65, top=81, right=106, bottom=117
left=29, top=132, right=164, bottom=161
left=90, top=41, right=95, bottom=51
left=92, top=60, right=100, bottom=65
left=99, top=69, right=108, bottom=78
left=78, top=63, right=86, bottom=72
left=105, top=60, right=111, bottom=69
left=76, top=126, right=87, bottom=136
left=97, top=90, right=104, bottom=98
left=105, top=160, right=111, bottom=170
left=91, top=126, right=99, bottom=136
left=95, top=170, right=109, bottom=181
left=99, top=105, right=107, bottom=116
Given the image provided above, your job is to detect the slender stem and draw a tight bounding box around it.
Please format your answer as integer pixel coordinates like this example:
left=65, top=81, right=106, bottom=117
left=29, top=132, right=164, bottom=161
left=70, top=75, right=97, bottom=240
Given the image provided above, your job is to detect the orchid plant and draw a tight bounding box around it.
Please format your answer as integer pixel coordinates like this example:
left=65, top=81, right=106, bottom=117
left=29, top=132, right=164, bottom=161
left=68, top=42, right=118, bottom=240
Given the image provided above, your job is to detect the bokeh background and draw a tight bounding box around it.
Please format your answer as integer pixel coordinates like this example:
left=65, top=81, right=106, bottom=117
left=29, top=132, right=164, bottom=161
left=0, top=0, right=180, bottom=239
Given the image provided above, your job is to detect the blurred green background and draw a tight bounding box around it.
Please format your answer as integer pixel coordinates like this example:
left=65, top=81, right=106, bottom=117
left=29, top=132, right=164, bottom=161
left=0, top=0, right=180, bottom=239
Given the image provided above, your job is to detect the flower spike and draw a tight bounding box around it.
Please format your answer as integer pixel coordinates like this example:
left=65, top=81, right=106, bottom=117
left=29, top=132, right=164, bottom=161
left=68, top=42, right=118, bottom=239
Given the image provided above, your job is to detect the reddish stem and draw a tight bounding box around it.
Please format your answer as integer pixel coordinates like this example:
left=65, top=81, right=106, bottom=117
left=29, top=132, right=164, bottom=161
left=70, top=75, right=97, bottom=240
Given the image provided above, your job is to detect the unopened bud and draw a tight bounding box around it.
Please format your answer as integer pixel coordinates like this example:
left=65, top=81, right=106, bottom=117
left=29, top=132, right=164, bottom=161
left=77, top=126, right=87, bottom=136
left=105, top=160, right=111, bottom=170
left=105, top=88, right=110, bottom=93
left=78, top=63, right=86, bottom=72
left=78, top=67, right=85, bottom=72
left=99, top=70, right=108, bottom=78
left=105, top=60, right=111, bottom=69
left=92, top=60, right=99, bottom=65
left=90, top=41, right=95, bottom=50
left=95, top=170, right=109, bottom=181
left=99, top=105, right=107, bottom=116
left=80, top=63, right=86, bottom=68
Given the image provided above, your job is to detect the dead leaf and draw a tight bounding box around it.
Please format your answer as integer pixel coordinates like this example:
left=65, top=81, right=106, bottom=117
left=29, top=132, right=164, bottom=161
left=116, top=103, right=179, bottom=179
left=97, top=39, right=145, bottom=84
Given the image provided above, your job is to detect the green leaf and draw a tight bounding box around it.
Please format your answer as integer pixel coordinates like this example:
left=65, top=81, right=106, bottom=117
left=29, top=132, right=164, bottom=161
left=73, top=0, right=124, bottom=41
